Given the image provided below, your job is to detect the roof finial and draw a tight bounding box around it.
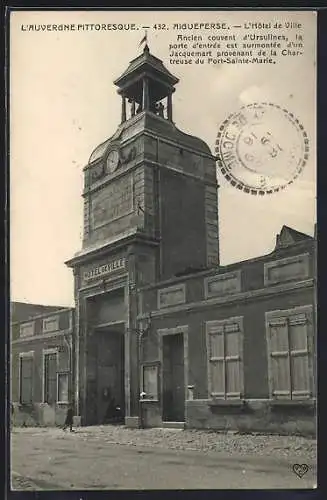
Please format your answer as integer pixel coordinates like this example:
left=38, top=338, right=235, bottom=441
left=138, top=30, right=149, bottom=52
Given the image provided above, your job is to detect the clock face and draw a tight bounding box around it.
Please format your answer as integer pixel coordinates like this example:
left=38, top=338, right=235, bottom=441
left=106, top=149, right=120, bottom=173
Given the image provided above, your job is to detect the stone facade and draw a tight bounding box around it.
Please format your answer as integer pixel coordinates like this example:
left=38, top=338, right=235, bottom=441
left=65, top=45, right=220, bottom=430
left=65, top=47, right=317, bottom=436
left=138, top=232, right=316, bottom=435
left=11, top=306, right=74, bottom=427
left=10, top=46, right=317, bottom=436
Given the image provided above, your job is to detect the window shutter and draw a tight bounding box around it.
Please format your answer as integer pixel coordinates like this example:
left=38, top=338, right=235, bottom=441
left=45, top=353, right=57, bottom=404
left=209, top=327, right=224, bottom=359
left=210, top=359, right=225, bottom=397
left=267, top=319, right=291, bottom=398
left=208, top=327, right=225, bottom=397
left=289, top=314, right=311, bottom=398
left=21, top=358, right=33, bottom=403
left=58, top=348, right=70, bottom=372
left=225, top=322, right=241, bottom=398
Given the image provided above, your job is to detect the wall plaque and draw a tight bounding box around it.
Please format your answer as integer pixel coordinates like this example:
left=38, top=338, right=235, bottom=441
left=20, top=322, right=35, bottom=338
left=205, top=270, right=242, bottom=298
left=43, top=315, right=59, bottom=333
left=158, top=284, right=186, bottom=309
left=83, top=258, right=126, bottom=282
left=91, top=176, right=133, bottom=229
left=264, top=253, right=310, bottom=286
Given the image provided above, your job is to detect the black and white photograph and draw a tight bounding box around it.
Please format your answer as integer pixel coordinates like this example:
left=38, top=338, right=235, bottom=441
left=9, top=9, right=317, bottom=491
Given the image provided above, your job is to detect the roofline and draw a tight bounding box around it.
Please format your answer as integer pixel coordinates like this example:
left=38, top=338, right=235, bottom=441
left=139, top=237, right=316, bottom=291
left=281, top=225, right=314, bottom=240
left=11, top=301, right=69, bottom=310
left=113, top=56, right=179, bottom=87
left=11, top=306, right=75, bottom=325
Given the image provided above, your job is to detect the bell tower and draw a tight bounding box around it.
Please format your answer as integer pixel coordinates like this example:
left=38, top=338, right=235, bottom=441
left=114, top=43, right=177, bottom=124
left=76, top=43, right=219, bottom=281
left=66, top=43, right=219, bottom=426
left=112, top=43, right=219, bottom=280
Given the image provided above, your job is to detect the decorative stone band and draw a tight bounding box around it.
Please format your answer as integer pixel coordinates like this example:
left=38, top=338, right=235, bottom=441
left=139, top=279, right=314, bottom=319
left=12, top=329, right=72, bottom=345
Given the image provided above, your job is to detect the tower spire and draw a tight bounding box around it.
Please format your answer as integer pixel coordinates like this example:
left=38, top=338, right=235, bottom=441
left=138, top=30, right=148, bottom=51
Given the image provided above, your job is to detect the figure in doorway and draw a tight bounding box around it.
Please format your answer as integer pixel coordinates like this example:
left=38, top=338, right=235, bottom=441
left=156, top=102, right=165, bottom=117
left=129, top=98, right=136, bottom=117
left=103, top=388, right=124, bottom=425
left=63, top=404, right=74, bottom=432
left=136, top=103, right=142, bottom=114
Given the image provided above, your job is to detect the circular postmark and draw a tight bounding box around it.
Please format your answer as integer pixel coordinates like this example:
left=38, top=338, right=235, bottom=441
left=215, top=103, right=309, bottom=195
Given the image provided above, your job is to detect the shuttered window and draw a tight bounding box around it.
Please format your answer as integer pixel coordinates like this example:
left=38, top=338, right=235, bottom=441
left=44, top=352, right=58, bottom=404
left=266, top=307, right=313, bottom=400
left=20, top=356, right=33, bottom=404
left=206, top=317, right=244, bottom=399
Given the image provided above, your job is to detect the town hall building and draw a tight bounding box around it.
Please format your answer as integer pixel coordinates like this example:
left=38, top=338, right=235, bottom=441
left=11, top=44, right=317, bottom=435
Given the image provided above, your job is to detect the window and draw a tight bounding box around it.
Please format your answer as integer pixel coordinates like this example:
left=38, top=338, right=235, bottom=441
left=44, top=351, right=58, bottom=404
left=57, top=373, right=69, bottom=403
left=266, top=306, right=314, bottom=400
left=206, top=317, right=244, bottom=399
left=20, top=354, right=34, bottom=403
left=141, top=363, right=159, bottom=401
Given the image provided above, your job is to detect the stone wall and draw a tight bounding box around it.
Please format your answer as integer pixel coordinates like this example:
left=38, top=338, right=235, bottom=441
left=159, top=168, right=207, bottom=279
left=12, top=402, right=69, bottom=427
left=11, top=308, right=74, bottom=427
left=138, top=237, right=316, bottom=435
left=185, top=399, right=316, bottom=437
left=140, top=239, right=316, bottom=316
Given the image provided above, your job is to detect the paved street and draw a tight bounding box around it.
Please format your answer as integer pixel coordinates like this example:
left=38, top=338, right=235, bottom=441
left=11, top=426, right=317, bottom=490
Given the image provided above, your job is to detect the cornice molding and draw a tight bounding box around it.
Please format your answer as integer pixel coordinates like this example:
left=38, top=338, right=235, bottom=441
left=138, top=279, right=314, bottom=319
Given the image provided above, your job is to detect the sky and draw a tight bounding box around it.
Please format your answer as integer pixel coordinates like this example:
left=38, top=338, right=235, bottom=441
left=10, top=10, right=317, bottom=307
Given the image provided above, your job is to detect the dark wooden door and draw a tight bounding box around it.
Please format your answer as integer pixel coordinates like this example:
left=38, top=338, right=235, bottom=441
left=163, top=333, right=185, bottom=422
left=96, top=330, right=125, bottom=424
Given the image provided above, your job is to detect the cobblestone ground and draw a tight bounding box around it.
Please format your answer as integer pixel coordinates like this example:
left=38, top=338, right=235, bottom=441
left=49, top=425, right=317, bottom=459
left=11, top=426, right=317, bottom=490
left=11, top=472, right=39, bottom=491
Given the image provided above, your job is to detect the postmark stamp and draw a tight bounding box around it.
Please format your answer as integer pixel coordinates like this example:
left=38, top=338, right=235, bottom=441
left=215, top=103, right=309, bottom=195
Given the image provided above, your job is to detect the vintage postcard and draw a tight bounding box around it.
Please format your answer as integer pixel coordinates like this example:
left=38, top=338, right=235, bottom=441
left=9, top=9, right=317, bottom=491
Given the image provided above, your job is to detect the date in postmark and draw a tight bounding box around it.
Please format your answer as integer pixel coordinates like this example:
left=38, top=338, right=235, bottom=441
left=215, top=102, right=309, bottom=195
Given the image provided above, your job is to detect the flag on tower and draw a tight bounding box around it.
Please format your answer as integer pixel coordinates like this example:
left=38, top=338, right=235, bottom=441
left=139, top=31, right=148, bottom=47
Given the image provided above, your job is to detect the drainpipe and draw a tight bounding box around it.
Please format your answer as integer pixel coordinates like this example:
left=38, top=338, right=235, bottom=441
left=62, top=334, right=71, bottom=400
left=313, top=224, right=317, bottom=398
left=63, top=311, right=73, bottom=407
left=138, top=330, right=143, bottom=428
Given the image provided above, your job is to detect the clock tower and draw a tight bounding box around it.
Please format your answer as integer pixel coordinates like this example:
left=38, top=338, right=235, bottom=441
left=66, top=43, right=219, bottom=427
